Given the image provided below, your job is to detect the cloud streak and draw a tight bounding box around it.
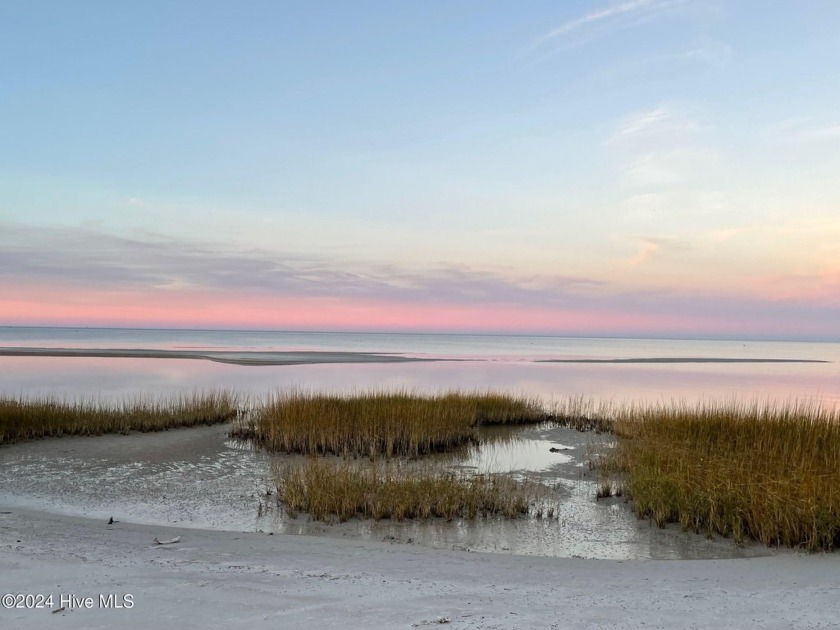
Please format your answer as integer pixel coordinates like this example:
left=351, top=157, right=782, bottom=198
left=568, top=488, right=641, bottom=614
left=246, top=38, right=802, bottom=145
left=0, top=222, right=603, bottom=309
left=625, top=235, right=688, bottom=266
left=535, top=0, right=656, bottom=42
left=529, top=0, right=688, bottom=51
left=608, top=104, right=702, bottom=145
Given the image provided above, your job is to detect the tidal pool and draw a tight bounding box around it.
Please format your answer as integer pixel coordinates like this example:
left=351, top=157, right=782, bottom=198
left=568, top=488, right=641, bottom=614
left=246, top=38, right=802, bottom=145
left=0, top=423, right=771, bottom=560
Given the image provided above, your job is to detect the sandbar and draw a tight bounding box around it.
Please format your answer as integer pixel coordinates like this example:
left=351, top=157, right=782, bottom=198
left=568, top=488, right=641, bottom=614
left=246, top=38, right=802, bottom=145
left=2, top=347, right=827, bottom=367
left=539, top=357, right=829, bottom=364
left=0, top=347, right=436, bottom=367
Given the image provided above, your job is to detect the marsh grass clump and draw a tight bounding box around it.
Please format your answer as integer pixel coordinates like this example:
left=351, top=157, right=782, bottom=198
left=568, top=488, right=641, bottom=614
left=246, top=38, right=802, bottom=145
left=607, top=399, right=840, bottom=551
left=466, top=392, right=549, bottom=425
left=595, top=478, right=614, bottom=499
left=0, top=391, right=238, bottom=445
left=552, top=396, right=615, bottom=433
left=276, top=458, right=532, bottom=522
left=233, top=390, right=548, bottom=458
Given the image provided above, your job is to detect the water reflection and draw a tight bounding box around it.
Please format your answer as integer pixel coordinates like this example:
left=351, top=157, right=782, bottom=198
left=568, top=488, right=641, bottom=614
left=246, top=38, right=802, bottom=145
left=1, top=355, right=838, bottom=407
left=3, top=327, right=839, bottom=362
left=449, top=431, right=574, bottom=474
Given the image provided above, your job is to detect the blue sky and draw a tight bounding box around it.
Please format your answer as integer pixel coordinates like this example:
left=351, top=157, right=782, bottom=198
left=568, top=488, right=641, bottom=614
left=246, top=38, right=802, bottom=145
left=2, top=1, right=839, bottom=338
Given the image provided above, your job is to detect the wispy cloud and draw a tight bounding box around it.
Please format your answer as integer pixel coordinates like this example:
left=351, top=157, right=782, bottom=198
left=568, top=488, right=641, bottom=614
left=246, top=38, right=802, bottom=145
left=763, top=118, right=840, bottom=145
left=681, top=39, right=732, bottom=67
left=800, top=124, right=840, bottom=142
left=527, top=0, right=689, bottom=54
left=707, top=217, right=840, bottom=245
left=611, top=107, right=672, bottom=139
left=605, top=104, right=719, bottom=195
left=533, top=0, right=657, bottom=44
left=620, top=147, right=718, bottom=188
left=625, top=235, right=688, bottom=266
left=0, top=222, right=604, bottom=309
left=627, top=239, right=661, bottom=266
left=591, top=38, right=733, bottom=84
left=608, top=105, right=701, bottom=144
left=606, top=103, right=704, bottom=148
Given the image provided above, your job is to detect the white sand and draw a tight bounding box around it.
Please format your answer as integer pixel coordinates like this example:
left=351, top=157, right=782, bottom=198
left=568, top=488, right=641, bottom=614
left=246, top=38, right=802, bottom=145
left=2, top=507, right=838, bottom=629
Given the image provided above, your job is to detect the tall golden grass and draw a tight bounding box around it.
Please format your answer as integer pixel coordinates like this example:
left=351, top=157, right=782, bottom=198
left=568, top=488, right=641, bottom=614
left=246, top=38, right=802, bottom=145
left=233, top=390, right=549, bottom=458
left=276, top=458, right=531, bottom=522
left=0, top=392, right=238, bottom=445
left=552, top=395, right=615, bottom=433
left=11, top=385, right=838, bottom=548
left=607, top=399, right=840, bottom=551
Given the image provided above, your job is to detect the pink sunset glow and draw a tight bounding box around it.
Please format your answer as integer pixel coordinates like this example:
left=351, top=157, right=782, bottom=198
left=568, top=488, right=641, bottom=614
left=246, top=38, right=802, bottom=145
left=3, top=279, right=837, bottom=339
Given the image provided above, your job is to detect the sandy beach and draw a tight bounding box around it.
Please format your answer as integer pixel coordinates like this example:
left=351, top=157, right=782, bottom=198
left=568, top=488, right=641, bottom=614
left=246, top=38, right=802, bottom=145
left=2, top=507, right=839, bottom=629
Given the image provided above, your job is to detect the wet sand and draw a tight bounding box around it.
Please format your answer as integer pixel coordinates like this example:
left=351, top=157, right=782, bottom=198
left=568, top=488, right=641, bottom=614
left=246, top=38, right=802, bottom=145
left=1, top=507, right=838, bottom=629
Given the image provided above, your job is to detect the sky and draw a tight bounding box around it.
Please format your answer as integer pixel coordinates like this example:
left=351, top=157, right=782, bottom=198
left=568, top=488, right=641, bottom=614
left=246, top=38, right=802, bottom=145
left=1, top=1, right=839, bottom=339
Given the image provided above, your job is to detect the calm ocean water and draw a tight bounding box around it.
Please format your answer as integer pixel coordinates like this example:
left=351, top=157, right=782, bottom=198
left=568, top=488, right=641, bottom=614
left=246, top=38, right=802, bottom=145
left=1, top=326, right=838, bottom=405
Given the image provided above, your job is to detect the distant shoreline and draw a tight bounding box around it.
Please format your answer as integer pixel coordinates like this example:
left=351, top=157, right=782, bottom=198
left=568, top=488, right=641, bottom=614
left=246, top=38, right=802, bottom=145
left=0, top=347, right=829, bottom=365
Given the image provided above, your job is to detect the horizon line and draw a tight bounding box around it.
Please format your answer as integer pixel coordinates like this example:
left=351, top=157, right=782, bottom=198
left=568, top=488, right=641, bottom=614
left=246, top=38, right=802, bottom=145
left=0, top=323, right=837, bottom=344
